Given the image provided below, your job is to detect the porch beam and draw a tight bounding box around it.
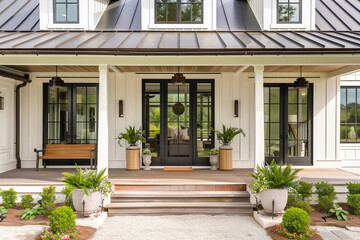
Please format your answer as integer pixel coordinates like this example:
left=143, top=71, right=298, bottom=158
left=1, top=55, right=360, bottom=66
left=98, top=65, right=109, bottom=176
left=254, top=65, right=265, bottom=168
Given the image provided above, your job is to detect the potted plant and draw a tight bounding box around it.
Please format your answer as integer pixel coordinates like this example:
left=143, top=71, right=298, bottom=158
left=209, top=148, right=219, bottom=170
left=142, top=148, right=152, bottom=170
left=62, top=166, right=112, bottom=213
left=212, top=124, right=245, bottom=170
left=118, top=126, right=146, bottom=170
left=249, top=160, right=301, bottom=214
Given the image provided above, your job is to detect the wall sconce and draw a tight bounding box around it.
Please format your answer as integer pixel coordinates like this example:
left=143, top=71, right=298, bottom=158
left=119, top=100, right=124, bottom=117
left=234, top=100, right=239, bottom=118
left=0, top=95, right=4, bottom=110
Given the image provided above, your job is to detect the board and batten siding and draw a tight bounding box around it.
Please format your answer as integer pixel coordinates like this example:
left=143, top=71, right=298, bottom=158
left=339, top=72, right=360, bottom=167
left=0, top=77, right=16, bottom=173
left=247, top=0, right=264, bottom=29
left=7, top=70, right=346, bottom=169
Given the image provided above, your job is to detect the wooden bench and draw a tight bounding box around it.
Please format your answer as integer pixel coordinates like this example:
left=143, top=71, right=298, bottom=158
left=34, top=144, right=96, bottom=171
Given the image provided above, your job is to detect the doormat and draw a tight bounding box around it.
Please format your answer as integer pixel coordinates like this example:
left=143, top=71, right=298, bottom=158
left=163, top=167, right=193, bottom=172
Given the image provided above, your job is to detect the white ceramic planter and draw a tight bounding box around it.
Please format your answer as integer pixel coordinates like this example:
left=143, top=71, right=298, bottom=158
left=143, top=154, right=152, bottom=170
left=72, top=188, right=102, bottom=213
left=209, top=154, right=218, bottom=170
left=259, top=188, right=288, bottom=214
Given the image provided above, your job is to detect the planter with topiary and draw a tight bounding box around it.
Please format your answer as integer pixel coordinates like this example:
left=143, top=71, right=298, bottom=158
left=62, top=166, right=112, bottom=214
left=209, top=148, right=219, bottom=170
left=142, top=148, right=152, bottom=170
left=249, top=160, right=301, bottom=214
left=212, top=124, right=245, bottom=170
left=118, top=126, right=146, bottom=171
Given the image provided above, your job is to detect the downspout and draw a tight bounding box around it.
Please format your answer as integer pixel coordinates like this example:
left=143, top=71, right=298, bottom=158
left=0, top=69, right=31, bottom=169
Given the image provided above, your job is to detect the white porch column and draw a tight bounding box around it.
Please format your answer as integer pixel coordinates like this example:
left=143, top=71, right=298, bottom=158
left=97, top=65, right=109, bottom=175
left=254, top=65, right=265, bottom=168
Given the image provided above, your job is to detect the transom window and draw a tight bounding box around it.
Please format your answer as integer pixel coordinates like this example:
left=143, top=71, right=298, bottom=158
left=340, top=87, right=360, bottom=142
left=155, top=0, right=203, bottom=24
left=277, top=0, right=301, bottom=23
left=54, top=0, right=79, bottom=23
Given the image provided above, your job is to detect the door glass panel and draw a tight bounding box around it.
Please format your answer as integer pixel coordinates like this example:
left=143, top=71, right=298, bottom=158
left=144, top=83, right=161, bottom=157
left=75, top=86, right=98, bottom=144
left=197, top=83, right=213, bottom=157
left=47, top=86, right=69, bottom=144
left=168, top=83, right=190, bottom=157
left=287, top=88, right=309, bottom=157
left=264, top=87, right=280, bottom=157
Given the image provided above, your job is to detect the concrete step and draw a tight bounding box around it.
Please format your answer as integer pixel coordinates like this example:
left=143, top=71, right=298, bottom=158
left=111, top=190, right=250, bottom=202
left=105, top=201, right=255, bottom=216
left=114, top=183, right=246, bottom=191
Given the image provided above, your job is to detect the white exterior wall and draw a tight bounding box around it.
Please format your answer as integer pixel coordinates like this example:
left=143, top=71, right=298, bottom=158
left=0, top=77, right=16, bottom=173
left=14, top=70, right=343, bottom=169
left=340, top=72, right=360, bottom=167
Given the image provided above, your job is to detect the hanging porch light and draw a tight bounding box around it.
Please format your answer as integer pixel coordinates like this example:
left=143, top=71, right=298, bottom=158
left=49, top=66, right=64, bottom=87
left=294, top=66, right=309, bottom=89
left=171, top=66, right=186, bottom=85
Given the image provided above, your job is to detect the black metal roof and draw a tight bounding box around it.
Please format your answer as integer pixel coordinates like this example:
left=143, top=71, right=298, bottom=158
left=0, top=31, right=359, bottom=55
left=0, top=0, right=359, bottom=31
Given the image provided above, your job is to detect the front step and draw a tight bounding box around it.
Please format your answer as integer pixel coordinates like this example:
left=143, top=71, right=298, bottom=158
left=105, top=202, right=255, bottom=216
left=114, top=183, right=246, bottom=191
left=111, top=190, right=250, bottom=202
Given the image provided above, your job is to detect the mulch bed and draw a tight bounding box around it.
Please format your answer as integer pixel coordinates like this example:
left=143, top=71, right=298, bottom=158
left=266, top=226, right=322, bottom=240
left=266, top=203, right=360, bottom=239
left=309, top=203, right=360, bottom=228
left=0, top=204, right=96, bottom=239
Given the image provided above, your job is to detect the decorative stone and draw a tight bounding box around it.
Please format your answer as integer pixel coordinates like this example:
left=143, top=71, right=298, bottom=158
left=76, top=212, right=108, bottom=229
left=253, top=210, right=283, bottom=229
left=346, top=226, right=360, bottom=232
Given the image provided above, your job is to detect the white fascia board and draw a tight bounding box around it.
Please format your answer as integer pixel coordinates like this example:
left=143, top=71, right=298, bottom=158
left=1, top=55, right=360, bottom=66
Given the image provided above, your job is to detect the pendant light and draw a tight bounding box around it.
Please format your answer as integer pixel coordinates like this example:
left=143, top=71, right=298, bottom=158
left=49, top=66, right=64, bottom=87
left=171, top=66, right=186, bottom=85
left=294, top=66, right=309, bottom=89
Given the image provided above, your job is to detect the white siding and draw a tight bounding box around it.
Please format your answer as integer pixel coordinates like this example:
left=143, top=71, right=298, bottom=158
left=0, top=78, right=16, bottom=173
left=247, top=0, right=264, bottom=29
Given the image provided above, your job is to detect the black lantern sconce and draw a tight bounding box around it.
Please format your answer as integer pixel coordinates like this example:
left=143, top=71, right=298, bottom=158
left=119, top=100, right=124, bottom=117
left=234, top=100, right=239, bottom=117
left=0, top=94, right=4, bottom=110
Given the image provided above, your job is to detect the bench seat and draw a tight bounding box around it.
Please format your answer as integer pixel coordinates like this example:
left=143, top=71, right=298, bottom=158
left=34, top=144, right=96, bottom=171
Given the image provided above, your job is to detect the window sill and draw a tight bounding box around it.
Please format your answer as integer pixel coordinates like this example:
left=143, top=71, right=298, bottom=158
left=148, top=23, right=209, bottom=30
left=270, top=23, right=307, bottom=29
left=47, top=23, right=85, bottom=29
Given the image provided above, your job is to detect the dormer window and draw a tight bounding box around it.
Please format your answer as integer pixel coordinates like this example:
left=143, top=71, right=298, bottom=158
left=54, top=0, right=79, bottom=23
left=155, top=0, right=203, bottom=24
left=277, top=0, right=301, bottom=23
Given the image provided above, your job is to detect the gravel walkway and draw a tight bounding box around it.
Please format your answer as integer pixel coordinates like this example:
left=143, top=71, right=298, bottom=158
left=91, top=215, right=271, bottom=240
left=0, top=225, right=46, bottom=240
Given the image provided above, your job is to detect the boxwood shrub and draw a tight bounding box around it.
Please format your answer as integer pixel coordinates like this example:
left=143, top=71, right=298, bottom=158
left=49, top=206, right=76, bottom=234
left=281, top=207, right=310, bottom=234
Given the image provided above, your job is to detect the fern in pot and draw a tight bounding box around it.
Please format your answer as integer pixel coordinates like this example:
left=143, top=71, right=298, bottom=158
left=249, top=160, right=301, bottom=214
left=117, top=126, right=146, bottom=150
left=62, top=166, right=112, bottom=213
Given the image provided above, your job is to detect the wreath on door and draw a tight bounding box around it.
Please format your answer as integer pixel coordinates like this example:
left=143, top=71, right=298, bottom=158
left=172, top=102, right=185, bottom=115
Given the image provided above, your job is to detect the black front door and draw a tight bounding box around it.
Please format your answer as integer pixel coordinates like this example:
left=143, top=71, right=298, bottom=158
left=43, top=83, right=98, bottom=165
left=264, top=84, right=313, bottom=165
left=142, top=79, right=214, bottom=166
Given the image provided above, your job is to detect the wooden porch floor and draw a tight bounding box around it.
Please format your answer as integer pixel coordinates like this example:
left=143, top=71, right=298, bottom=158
left=0, top=168, right=359, bottom=186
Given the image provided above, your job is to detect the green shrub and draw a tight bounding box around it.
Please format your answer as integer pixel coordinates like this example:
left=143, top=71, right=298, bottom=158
left=315, top=182, right=337, bottom=211
left=297, top=182, right=313, bottom=200
left=21, top=205, right=46, bottom=221
left=0, top=188, right=17, bottom=209
left=21, top=194, right=34, bottom=209
left=347, top=194, right=360, bottom=216
left=40, top=227, right=81, bottom=240
left=49, top=206, right=76, bottom=234
left=327, top=203, right=349, bottom=221
left=61, top=186, right=74, bottom=209
left=281, top=207, right=310, bottom=234
left=347, top=182, right=360, bottom=195
left=40, top=186, right=56, bottom=213
left=0, top=206, right=8, bottom=215
left=286, top=193, right=297, bottom=209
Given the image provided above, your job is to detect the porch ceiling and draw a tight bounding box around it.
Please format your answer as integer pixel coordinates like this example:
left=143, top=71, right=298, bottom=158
left=6, top=65, right=350, bottom=73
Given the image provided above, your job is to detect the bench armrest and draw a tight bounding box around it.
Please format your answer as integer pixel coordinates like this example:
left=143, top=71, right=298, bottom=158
left=34, top=148, right=44, bottom=154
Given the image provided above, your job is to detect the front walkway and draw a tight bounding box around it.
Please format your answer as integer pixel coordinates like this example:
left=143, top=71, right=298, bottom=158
left=91, top=215, right=271, bottom=240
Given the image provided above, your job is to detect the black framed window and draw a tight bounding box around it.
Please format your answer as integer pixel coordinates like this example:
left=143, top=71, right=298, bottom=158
left=277, top=0, right=301, bottom=23
left=156, top=0, right=203, bottom=24
left=340, top=87, right=360, bottom=142
left=54, top=0, right=79, bottom=23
